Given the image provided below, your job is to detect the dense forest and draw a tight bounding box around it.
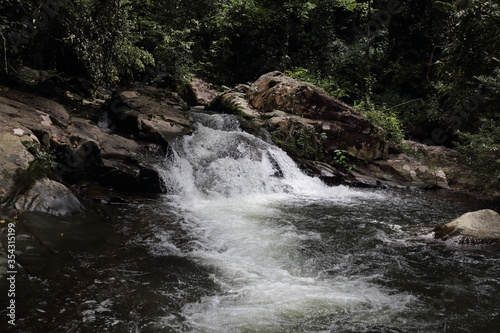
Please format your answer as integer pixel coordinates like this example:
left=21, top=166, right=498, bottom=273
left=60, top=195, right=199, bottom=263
left=1, top=0, right=499, bottom=187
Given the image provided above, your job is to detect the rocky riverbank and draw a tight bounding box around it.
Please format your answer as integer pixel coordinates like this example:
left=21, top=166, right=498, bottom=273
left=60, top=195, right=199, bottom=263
left=0, top=69, right=498, bottom=241
left=0, top=75, right=193, bottom=216
left=207, top=71, right=500, bottom=201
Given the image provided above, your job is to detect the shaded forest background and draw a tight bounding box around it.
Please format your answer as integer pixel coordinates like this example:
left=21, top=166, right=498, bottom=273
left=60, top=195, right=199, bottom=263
left=1, top=0, right=499, bottom=187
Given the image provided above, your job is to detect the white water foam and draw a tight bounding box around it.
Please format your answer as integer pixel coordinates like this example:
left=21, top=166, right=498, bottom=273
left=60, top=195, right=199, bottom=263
left=156, top=113, right=413, bottom=331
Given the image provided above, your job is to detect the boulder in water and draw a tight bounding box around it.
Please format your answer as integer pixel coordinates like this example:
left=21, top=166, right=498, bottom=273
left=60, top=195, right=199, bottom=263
left=14, top=178, right=83, bottom=215
left=434, top=209, right=500, bottom=244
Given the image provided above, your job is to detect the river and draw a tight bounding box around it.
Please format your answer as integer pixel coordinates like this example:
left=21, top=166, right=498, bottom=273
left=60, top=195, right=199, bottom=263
left=2, top=112, right=499, bottom=332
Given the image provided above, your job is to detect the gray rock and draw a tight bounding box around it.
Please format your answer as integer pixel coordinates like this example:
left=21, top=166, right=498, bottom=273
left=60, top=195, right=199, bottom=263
left=182, top=77, right=219, bottom=106
left=0, top=129, right=36, bottom=202
left=106, top=86, right=193, bottom=146
left=209, top=91, right=261, bottom=119
left=14, top=178, right=83, bottom=215
left=434, top=209, right=500, bottom=244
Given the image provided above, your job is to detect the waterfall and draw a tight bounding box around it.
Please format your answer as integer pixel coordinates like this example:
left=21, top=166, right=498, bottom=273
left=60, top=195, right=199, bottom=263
left=155, top=112, right=413, bottom=332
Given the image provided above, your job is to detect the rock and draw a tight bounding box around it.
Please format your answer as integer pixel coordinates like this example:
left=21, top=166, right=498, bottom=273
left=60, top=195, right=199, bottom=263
left=209, top=91, right=261, bottom=119
left=181, top=77, right=219, bottom=106
left=106, top=86, right=193, bottom=146
left=0, top=86, right=168, bottom=203
left=54, top=118, right=164, bottom=193
left=249, top=71, right=360, bottom=119
left=373, top=154, right=450, bottom=189
left=14, top=178, right=84, bottom=215
left=295, top=159, right=350, bottom=186
left=434, top=209, right=500, bottom=244
left=0, top=125, right=36, bottom=203
left=209, top=72, right=387, bottom=162
left=247, top=71, right=387, bottom=162
left=17, top=66, right=57, bottom=84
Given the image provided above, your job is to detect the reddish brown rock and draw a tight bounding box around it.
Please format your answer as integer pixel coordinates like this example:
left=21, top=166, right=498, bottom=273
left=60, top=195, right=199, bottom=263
left=246, top=72, right=388, bottom=162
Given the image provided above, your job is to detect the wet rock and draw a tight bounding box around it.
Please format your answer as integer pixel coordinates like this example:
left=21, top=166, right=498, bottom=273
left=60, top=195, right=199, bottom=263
left=0, top=129, right=36, bottom=203
left=14, top=178, right=83, bottom=215
left=434, top=209, right=500, bottom=244
left=55, top=119, right=164, bottom=193
left=295, top=159, right=350, bottom=186
left=106, top=86, right=193, bottom=146
left=181, top=77, right=219, bottom=106
left=209, top=90, right=261, bottom=119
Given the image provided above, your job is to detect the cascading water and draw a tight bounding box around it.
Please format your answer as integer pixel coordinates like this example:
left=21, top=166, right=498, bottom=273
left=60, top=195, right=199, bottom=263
left=156, top=112, right=415, bottom=332
left=7, top=111, right=499, bottom=332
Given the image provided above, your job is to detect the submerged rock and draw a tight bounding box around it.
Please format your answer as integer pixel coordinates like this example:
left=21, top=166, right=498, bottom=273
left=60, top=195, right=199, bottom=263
left=434, top=209, right=500, bottom=244
left=14, top=178, right=83, bottom=215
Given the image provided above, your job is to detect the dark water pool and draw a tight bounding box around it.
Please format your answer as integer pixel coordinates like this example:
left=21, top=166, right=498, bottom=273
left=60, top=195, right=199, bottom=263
left=1, top=188, right=499, bottom=333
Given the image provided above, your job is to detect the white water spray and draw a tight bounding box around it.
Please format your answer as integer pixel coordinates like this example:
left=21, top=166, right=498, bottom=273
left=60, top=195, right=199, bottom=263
left=156, top=113, right=413, bottom=332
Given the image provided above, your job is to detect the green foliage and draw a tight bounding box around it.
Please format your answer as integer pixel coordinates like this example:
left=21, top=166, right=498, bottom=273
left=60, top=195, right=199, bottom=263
left=23, top=141, right=57, bottom=169
left=60, top=0, right=154, bottom=86
left=355, top=99, right=405, bottom=145
left=431, top=0, right=500, bottom=133
left=150, top=28, right=194, bottom=88
left=455, top=121, right=500, bottom=189
left=332, top=149, right=355, bottom=170
left=285, top=67, right=348, bottom=99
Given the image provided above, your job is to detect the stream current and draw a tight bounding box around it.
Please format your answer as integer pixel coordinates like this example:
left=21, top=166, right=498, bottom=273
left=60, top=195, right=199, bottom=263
left=3, top=112, right=499, bottom=332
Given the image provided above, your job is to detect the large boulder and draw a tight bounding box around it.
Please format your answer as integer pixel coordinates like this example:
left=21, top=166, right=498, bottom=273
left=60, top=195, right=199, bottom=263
left=210, top=72, right=387, bottom=162
left=57, top=118, right=163, bottom=192
left=434, top=209, right=500, bottom=244
left=181, top=77, right=219, bottom=106
left=0, top=88, right=64, bottom=203
left=14, top=178, right=83, bottom=215
left=247, top=71, right=387, bottom=161
left=0, top=128, right=36, bottom=202
left=106, top=86, right=193, bottom=145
